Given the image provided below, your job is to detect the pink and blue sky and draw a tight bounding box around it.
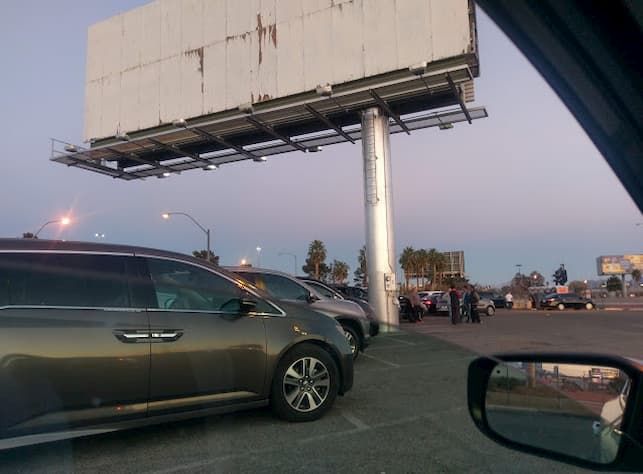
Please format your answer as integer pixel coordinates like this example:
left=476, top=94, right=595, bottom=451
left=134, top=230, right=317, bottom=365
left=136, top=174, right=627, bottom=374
left=1, top=1, right=640, bottom=286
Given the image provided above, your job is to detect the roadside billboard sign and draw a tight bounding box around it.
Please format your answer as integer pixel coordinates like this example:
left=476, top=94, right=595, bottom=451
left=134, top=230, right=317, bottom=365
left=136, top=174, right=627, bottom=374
left=596, top=255, right=643, bottom=275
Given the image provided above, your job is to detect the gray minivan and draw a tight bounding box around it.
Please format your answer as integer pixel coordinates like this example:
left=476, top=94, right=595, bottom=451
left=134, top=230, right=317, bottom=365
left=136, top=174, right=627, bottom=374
left=0, top=239, right=353, bottom=449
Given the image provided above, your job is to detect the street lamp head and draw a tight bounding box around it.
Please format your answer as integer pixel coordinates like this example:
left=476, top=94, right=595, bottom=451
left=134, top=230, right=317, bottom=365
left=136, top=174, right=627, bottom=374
left=60, top=217, right=71, bottom=226
left=162, top=213, right=170, bottom=220
left=241, top=259, right=247, bottom=266
left=256, top=246, right=262, bottom=253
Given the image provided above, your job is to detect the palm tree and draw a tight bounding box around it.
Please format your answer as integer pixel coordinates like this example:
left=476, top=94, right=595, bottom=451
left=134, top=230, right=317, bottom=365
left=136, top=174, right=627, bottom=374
left=416, top=249, right=430, bottom=289
left=399, top=246, right=415, bottom=290
left=331, top=260, right=349, bottom=284
left=409, top=250, right=423, bottom=288
left=434, top=252, right=448, bottom=289
left=426, top=248, right=440, bottom=290
left=354, top=245, right=368, bottom=287
left=305, top=240, right=327, bottom=279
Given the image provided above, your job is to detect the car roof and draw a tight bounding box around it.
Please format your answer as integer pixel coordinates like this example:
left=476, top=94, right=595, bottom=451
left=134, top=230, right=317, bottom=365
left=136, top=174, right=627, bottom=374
left=225, top=266, right=294, bottom=277
left=0, top=238, right=247, bottom=284
left=0, top=237, right=191, bottom=261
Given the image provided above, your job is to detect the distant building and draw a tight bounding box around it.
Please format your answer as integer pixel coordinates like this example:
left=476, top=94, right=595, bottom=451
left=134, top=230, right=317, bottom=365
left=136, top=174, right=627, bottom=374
left=443, top=250, right=465, bottom=279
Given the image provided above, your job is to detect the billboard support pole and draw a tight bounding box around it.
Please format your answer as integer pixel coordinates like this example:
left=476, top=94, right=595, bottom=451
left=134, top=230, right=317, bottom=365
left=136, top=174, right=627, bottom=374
left=361, top=107, right=399, bottom=332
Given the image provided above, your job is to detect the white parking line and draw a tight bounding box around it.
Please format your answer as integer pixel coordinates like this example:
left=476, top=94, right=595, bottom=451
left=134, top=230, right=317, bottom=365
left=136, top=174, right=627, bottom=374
left=358, top=356, right=476, bottom=373
left=342, top=412, right=371, bottom=431
left=360, top=352, right=401, bottom=368
left=144, top=406, right=468, bottom=473
left=385, top=337, right=416, bottom=346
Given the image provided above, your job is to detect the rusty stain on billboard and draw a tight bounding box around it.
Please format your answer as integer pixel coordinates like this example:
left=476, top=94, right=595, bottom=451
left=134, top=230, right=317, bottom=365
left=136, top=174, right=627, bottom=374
left=84, top=0, right=476, bottom=142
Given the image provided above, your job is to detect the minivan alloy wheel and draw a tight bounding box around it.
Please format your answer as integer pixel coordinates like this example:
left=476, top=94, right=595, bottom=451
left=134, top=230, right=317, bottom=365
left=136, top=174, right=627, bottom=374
left=271, top=343, right=339, bottom=421
left=282, top=356, right=331, bottom=413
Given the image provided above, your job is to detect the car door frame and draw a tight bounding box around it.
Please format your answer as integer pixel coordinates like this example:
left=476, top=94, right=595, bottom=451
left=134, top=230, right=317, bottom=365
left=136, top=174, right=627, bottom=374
left=136, top=255, right=272, bottom=416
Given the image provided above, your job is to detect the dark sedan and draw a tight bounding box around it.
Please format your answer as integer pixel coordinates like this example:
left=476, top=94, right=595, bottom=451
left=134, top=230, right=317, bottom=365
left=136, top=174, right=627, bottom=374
left=479, top=292, right=508, bottom=309
left=539, top=292, right=596, bottom=310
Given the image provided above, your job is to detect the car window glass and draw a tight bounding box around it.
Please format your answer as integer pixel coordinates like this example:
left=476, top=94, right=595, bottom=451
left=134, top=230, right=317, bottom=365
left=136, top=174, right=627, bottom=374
left=0, top=253, right=130, bottom=308
left=147, top=258, right=247, bottom=311
left=240, top=272, right=309, bottom=301
left=307, top=282, right=336, bottom=298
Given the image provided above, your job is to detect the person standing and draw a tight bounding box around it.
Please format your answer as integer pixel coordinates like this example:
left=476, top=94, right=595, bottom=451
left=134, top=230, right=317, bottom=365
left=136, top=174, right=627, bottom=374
left=505, top=291, right=513, bottom=309
left=408, top=288, right=421, bottom=323
left=462, top=286, right=472, bottom=322
left=470, top=285, right=481, bottom=323
left=449, top=285, right=460, bottom=325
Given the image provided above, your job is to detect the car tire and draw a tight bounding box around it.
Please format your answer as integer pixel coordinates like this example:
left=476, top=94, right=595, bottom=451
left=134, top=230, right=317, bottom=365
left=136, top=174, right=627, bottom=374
left=486, top=306, right=495, bottom=316
left=341, top=324, right=360, bottom=361
left=557, top=303, right=565, bottom=311
left=585, top=302, right=594, bottom=310
left=271, top=343, right=339, bottom=422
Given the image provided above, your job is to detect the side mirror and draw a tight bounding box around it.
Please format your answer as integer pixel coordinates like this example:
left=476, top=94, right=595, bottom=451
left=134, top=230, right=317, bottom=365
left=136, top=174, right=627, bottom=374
left=306, top=292, right=320, bottom=303
left=239, top=298, right=257, bottom=313
left=468, top=353, right=643, bottom=471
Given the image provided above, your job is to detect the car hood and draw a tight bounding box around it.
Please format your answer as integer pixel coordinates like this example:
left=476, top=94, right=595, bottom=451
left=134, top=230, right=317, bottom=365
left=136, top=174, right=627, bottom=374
left=310, top=298, right=367, bottom=319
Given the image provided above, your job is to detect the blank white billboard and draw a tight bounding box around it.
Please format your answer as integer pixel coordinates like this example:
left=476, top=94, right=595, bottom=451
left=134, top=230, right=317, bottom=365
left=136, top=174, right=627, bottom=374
left=84, top=0, right=476, bottom=141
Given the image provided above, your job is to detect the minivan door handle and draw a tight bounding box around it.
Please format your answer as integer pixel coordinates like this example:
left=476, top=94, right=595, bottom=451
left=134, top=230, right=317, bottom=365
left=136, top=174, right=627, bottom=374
left=113, top=330, right=151, bottom=343
left=150, top=330, right=183, bottom=342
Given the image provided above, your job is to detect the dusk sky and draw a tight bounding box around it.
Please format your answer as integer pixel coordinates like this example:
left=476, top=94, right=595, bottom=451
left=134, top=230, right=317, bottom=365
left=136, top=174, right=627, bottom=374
left=2, top=1, right=641, bottom=286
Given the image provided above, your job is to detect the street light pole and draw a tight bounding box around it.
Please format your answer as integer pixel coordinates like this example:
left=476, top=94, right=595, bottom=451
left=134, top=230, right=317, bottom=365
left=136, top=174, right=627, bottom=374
left=278, top=252, right=298, bottom=275
left=33, top=217, right=71, bottom=238
left=162, top=211, right=212, bottom=262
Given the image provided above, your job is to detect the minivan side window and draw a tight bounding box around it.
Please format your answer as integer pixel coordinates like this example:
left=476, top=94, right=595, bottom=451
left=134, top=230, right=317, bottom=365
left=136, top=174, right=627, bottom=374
left=146, top=258, right=276, bottom=313
left=0, top=253, right=130, bottom=308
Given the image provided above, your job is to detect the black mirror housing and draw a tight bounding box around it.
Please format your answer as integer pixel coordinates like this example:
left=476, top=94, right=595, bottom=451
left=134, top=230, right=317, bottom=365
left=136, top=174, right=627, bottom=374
left=239, top=298, right=257, bottom=313
left=468, top=353, right=643, bottom=471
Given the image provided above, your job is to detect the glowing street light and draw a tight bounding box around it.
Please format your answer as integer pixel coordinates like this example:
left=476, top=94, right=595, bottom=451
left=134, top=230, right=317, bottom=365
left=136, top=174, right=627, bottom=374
left=256, top=246, right=262, bottom=267
left=33, top=216, right=71, bottom=238
left=162, top=211, right=211, bottom=262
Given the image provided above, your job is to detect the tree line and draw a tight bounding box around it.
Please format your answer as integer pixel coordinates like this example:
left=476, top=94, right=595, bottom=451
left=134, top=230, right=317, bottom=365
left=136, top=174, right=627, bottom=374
left=398, top=247, right=450, bottom=290
left=300, top=240, right=367, bottom=285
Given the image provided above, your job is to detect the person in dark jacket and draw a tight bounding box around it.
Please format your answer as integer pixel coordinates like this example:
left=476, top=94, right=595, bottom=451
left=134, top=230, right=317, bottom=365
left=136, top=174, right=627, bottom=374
left=462, top=286, right=472, bottom=323
left=449, top=285, right=460, bottom=325
left=470, top=286, right=481, bottom=323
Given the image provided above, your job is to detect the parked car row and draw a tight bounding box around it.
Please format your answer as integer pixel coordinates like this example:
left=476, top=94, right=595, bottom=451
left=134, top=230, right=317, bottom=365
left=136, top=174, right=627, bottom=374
left=297, top=278, right=379, bottom=337
left=224, top=268, right=375, bottom=360
left=0, top=239, right=355, bottom=449
left=400, top=290, right=496, bottom=318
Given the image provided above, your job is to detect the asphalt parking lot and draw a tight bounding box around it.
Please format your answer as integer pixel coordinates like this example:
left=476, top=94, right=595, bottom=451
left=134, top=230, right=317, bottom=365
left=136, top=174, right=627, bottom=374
left=1, top=309, right=640, bottom=473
